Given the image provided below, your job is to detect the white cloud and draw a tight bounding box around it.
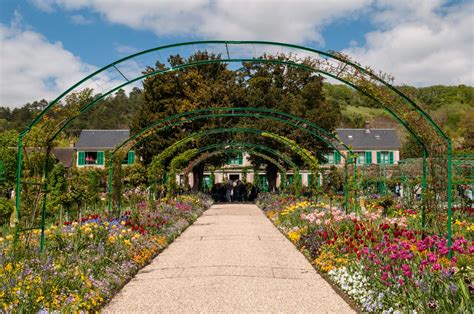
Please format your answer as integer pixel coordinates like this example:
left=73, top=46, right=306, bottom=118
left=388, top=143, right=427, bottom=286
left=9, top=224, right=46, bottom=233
left=31, top=0, right=372, bottom=45
left=114, top=44, right=138, bottom=55
left=0, top=14, right=97, bottom=107
left=70, top=14, right=93, bottom=25
left=344, top=1, right=474, bottom=86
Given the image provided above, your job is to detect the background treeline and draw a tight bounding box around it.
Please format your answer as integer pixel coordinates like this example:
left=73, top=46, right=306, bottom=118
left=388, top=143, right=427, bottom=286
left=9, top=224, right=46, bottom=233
left=1, top=84, right=472, bottom=152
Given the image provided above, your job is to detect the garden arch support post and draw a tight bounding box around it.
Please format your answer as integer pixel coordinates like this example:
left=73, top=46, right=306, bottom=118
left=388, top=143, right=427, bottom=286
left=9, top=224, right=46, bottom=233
left=17, top=41, right=450, bottom=254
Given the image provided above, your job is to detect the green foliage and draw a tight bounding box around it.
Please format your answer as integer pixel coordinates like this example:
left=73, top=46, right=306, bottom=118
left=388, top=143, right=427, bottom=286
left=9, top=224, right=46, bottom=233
left=0, top=130, right=18, bottom=188
left=48, top=164, right=68, bottom=216
left=167, top=149, right=198, bottom=194
left=131, top=51, right=239, bottom=165
left=0, top=197, right=13, bottom=226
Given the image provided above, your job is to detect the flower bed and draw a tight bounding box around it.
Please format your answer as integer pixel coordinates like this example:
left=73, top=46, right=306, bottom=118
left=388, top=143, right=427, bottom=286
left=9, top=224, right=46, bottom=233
left=0, top=193, right=212, bottom=312
left=257, top=193, right=474, bottom=312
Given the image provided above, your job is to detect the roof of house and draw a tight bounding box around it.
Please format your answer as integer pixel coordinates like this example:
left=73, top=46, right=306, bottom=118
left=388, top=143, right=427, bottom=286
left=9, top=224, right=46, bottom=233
left=75, top=129, right=130, bottom=150
left=52, top=148, right=75, bottom=168
left=336, top=128, right=401, bottom=150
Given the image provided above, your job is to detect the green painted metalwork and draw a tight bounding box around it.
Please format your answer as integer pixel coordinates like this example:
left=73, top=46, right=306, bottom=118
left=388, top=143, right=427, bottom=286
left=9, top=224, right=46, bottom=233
left=108, top=129, right=306, bottom=210
left=15, top=40, right=452, bottom=255
left=111, top=107, right=350, bottom=156
left=196, top=142, right=298, bottom=170
left=185, top=148, right=291, bottom=181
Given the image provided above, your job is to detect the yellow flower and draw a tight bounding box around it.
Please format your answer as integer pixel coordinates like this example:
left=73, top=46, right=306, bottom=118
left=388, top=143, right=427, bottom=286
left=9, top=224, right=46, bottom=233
left=5, top=263, right=13, bottom=272
left=108, top=236, right=116, bottom=244
left=133, top=233, right=141, bottom=240
left=120, top=221, right=126, bottom=226
left=5, top=235, right=13, bottom=241
left=88, top=234, right=94, bottom=239
left=287, top=230, right=301, bottom=244
left=467, top=223, right=474, bottom=232
left=0, top=237, right=4, bottom=243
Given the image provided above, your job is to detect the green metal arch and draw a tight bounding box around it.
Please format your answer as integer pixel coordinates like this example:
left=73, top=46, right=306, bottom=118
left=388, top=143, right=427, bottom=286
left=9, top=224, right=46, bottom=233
left=149, top=127, right=317, bottom=169
left=15, top=40, right=453, bottom=254
left=182, top=149, right=289, bottom=185
left=111, top=107, right=352, bottom=161
left=196, top=142, right=298, bottom=169
left=23, top=40, right=449, bottom=148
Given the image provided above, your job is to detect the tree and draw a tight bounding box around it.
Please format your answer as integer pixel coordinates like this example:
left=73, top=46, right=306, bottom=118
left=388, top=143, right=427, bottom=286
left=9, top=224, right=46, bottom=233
left=0, top=130, right=18, bottom=190
left=131, top=51, right=241, bottom=189
left=236, top=56, right=338, bottom=190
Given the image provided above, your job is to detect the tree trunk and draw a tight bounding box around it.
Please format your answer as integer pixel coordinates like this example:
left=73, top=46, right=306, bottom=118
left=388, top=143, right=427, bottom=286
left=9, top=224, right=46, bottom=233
left=266, top=163, right=278, bottom=192
left=192, top=163, right=205, bottom=192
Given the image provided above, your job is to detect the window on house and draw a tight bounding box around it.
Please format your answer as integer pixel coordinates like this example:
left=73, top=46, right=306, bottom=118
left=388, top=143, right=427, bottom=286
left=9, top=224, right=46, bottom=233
left=122, top=151, right=135, bottom=165
left=377, top=151, right=394, bottom=164
left=227, top=153, right=243, bottom=165
left=85, top=152, right=98, bottom=165
left=323, top=152, right=341, bottom=165
left=78, top=151, right=104, bottom=166
left=355, top=151, right=365, bottom=164
left=323, top=153, right=334, bottom=164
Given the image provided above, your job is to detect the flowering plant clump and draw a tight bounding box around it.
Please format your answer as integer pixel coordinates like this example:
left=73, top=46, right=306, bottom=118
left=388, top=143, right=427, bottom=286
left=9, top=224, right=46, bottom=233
left=256, top=193, right=474, bottom=312
left=0, top=193, right=212, bottom=312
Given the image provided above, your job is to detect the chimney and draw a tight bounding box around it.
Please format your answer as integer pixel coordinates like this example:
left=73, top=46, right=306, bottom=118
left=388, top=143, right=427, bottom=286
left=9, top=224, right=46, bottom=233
left=364, top=121, right=371, bottom=134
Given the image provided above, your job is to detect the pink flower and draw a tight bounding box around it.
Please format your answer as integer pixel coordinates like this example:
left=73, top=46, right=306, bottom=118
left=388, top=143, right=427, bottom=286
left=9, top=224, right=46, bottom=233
left=432, top=263, right=442, bottom=271
left=427, top=252, right=437, bottom=263
left=381, top=272, right=388, bottom=281
left=398, top=279, right=405, bottom=286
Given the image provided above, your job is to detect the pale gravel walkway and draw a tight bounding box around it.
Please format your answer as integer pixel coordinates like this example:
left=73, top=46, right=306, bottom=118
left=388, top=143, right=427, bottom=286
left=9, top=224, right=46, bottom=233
left=104, top=204, right=354, bottom=313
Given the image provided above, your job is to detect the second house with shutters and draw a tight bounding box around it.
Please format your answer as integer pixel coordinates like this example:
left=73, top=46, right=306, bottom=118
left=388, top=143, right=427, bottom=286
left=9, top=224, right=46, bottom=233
left=75, top=130, right=135, bottom=167
left=323, top=125, right=401, bottom=167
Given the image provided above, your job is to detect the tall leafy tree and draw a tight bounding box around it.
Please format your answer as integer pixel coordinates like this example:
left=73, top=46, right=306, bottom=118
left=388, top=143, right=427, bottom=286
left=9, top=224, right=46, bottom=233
left=235, top=56, right=339, bottom=191
left=131, top=52, right=242, bottom=190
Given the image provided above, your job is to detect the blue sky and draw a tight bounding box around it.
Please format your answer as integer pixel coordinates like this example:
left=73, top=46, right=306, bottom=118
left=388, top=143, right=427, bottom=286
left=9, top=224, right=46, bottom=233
left=0, top=0, right=472, bottom=107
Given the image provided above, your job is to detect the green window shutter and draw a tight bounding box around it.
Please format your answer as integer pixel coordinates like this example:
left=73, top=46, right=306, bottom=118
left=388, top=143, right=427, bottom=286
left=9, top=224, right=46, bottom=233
left=97, top=151, right=104, bottom=165
left=389, top=151, right=394, bottom=164
left=128, top=150, right=135, bottom=164
left=238, top=153, right=243, bottom=165
left=376, top=151, right=381, bottom=164
left=334, top=151, right=341, bottom=164
left=365, top=151, right=372, bottom=164
left=308, top=174, right=311, bottom=186
left=78, top=151, right=85, bottom=166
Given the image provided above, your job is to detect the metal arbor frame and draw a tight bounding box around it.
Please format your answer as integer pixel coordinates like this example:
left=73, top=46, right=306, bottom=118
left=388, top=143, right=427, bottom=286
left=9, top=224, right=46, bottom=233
left=179, top=146, right=295, bottom=187
left=107, top=108, right=356, bottom=210
left=15, top=40, right=452, bottom=253
left=183, top=149, right=290, bottom=191
left=142, top=128, right=314, bottom=175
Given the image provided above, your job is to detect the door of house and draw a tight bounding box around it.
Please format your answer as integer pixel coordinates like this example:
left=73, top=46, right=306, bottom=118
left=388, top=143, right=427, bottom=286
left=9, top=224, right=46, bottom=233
left=258, top=175, right=268, bottom=192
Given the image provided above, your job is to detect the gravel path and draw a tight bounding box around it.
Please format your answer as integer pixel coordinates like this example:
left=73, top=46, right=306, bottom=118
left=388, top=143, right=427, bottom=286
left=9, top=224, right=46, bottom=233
left=104, top=203, right=354, bottom=313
